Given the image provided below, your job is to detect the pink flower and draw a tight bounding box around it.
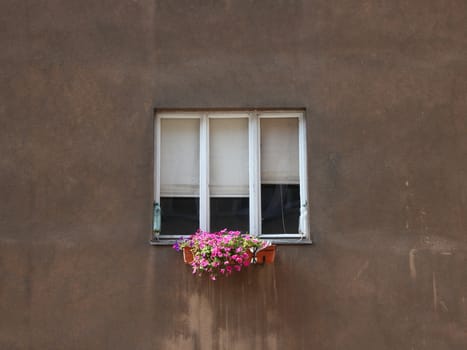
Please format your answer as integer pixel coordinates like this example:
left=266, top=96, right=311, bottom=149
left=174, top=228, right=264, bottom=281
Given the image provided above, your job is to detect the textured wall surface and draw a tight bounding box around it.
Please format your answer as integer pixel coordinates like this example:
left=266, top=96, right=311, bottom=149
left=1, top=1, right=466, bottom=349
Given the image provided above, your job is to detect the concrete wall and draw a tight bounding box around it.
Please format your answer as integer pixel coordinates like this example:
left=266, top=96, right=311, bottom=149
left=1, top=1, right=466, bottom=349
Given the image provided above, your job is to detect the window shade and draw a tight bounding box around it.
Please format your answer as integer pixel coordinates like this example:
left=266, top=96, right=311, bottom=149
left=210, top=118, right=249, bottom=197
left=160, top=119, right=199, bottom=196
left=261, top=118, right=299, bottom=184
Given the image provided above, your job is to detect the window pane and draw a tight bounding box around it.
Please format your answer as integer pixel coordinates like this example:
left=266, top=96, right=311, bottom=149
left=261, top=118, right=300, bottom=234
left=210, top=198, right=249, bottom=233
left=160, top=119, right=199, bottom=196
left=210, top=118, right=249, bottom=196
left=160, top=197, right=199, bottom=235
left=209, top=118, right=249, bottom=232
left=261, top=184, right=300, bottom=234
left=160, top=118, right=200, bottom=235
left=261, top=118, right=299, bottom=184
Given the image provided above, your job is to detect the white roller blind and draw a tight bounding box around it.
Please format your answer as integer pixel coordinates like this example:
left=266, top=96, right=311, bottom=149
left=210, top=118, right=249, bottom=197
left=160, top=119, right=199, bottom=196
left=261, top=118, right=299, bottom=184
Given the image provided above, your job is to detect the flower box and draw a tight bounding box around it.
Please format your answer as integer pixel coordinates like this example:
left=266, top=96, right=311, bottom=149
left=254, top=245, right=276, bottom=264
left=183, top=246, right=194, bottom=264
left=174, top=229, right=271, bottom=280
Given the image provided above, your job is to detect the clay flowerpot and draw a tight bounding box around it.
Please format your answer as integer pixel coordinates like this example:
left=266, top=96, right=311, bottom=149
left=246, top=250, right=254, bottom=264
left=183, top=247, right=194, bottom=264
left=255, top=245, right=276, bottom=264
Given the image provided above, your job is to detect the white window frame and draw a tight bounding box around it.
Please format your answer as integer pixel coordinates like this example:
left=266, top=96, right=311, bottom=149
left=153, top=110, right=310, bottom=244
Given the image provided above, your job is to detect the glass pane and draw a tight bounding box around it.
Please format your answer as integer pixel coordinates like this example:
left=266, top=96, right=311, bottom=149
left=260, top=117, right=300, bottom=234
left=209, top=118, right=249, bottom=233
left=210, top=118, right=249, bottom=196
left=261, top=184, right=300, bottom=234
left=210, top=198, right=249, bottom=233
left=160, top=197, right=199, bottom=236
left=260, top=118, right=299, bottom=184
left=160, top=119, right=199, bottom=196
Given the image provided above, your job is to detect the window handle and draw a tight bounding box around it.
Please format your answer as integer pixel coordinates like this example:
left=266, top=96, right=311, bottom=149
left=152, top=201, right=161, bottom=241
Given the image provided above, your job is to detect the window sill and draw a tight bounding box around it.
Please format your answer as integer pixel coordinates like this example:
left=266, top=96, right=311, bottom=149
left=149, top=238, right=313, bottom=246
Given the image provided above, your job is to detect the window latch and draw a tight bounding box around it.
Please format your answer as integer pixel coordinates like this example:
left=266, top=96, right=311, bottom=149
left=299, top=201, right=308, bottom=238
left=152, top=201, right=161, bottom=241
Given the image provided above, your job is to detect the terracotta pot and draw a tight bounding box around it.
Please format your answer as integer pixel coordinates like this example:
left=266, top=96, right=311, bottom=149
left=246, top=250, right=254, bottom=264
left=183, top=247, right=194, bottom=264
left=255, top=245, right=276, bottom=264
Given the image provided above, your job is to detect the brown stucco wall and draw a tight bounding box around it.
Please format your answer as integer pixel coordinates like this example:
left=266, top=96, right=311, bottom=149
left=1, top=1, right=466, bottom=349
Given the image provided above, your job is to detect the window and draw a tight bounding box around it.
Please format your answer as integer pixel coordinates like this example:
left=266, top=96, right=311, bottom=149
left=153, top=110, right=309, bottom=243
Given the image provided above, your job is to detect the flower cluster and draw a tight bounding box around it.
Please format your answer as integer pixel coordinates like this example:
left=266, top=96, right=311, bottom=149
left=173, top=229, right=265, bottom=280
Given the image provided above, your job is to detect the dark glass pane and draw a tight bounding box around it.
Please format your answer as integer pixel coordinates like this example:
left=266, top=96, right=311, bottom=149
left=261, top=184, right=300, bottom=234
left=160, top=197, right=199, bottom=235
left=210, top=197, right=249, bottom=233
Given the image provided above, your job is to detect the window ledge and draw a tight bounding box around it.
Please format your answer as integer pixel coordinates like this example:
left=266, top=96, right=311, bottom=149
left=149, top=238, right=313, bottom=246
